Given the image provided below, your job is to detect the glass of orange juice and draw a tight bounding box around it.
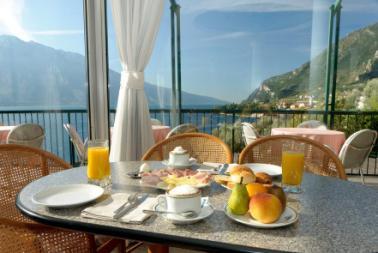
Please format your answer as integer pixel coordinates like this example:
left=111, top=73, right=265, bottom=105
left=281, top=142, right=305, bottom=193
left=87, top=140, right=111, bottom=187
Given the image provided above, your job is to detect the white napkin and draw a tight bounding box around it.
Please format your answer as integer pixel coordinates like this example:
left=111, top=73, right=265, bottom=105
left=81, top=193, right=156, bottom=224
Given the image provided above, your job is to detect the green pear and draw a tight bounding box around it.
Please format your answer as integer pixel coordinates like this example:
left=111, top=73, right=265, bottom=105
left=227, top=177, right=249, bottom=215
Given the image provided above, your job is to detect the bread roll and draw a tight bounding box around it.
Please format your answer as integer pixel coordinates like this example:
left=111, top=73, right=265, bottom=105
left=255, top=172, right=272, bottom=184
left=231, top=170, right=256, bottom=184
left=229, top=164, right=253, bottom=175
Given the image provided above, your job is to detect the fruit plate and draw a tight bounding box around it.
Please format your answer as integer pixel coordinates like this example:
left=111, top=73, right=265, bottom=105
left=224, top=205, right=298, bottom=228
left=227, top=163, right=282, bottom=177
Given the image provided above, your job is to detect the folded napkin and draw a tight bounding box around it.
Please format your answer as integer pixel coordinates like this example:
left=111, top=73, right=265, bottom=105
left=81, top=193, right=156, bottom=224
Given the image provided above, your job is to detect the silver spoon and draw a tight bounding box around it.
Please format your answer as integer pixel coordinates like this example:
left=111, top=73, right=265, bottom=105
left=143, top=209, right=198, bottom=218
left=113, top=193, right=138, bottom=214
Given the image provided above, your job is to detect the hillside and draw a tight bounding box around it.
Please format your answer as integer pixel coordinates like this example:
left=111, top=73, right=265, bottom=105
left=0, top=35, right=227, bottom=109
left=245, top=22, right=378, bottom=105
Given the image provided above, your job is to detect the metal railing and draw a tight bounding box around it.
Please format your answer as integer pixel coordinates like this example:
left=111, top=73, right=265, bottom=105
left=1, top=108, right=377, bottom=175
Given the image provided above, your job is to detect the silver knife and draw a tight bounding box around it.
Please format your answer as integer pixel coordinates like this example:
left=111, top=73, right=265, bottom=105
left=113, top=193, right=148, bottom=220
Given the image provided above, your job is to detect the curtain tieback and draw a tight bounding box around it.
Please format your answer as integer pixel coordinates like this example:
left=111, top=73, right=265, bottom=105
left=121, top=70, right=144, bottom=90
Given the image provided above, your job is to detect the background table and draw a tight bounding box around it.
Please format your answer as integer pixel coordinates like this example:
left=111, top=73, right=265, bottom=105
left=17, top=162, right=378, bottom=253
left=271, top=128, right=346, bottom=153
left=152, top=125, right=171, bottom=143
left=0, top=126, right=15, bottom=144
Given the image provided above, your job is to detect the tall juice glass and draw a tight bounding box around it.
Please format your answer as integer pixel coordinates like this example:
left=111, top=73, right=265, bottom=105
left=87, top=140, right=111, bottom=187
left=281, top=142, right=305, bottom=193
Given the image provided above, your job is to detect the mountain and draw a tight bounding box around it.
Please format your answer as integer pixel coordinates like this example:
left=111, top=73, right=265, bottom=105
left=0, top=35, right=227, bottom=109
left=245, top=22, right=378, bottom=104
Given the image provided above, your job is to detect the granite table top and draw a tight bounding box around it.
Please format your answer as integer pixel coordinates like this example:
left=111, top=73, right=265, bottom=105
left=16, top=161, right=378, bottom=253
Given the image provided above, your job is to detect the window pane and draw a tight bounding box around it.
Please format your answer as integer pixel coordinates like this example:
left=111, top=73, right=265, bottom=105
left=0, top=0, right=88, bottom=164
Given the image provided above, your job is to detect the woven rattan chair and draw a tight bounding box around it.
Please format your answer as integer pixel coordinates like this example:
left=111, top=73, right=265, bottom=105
left=239, top=135, right=347, bottom=180
left=297, top=120, right=327, bottom=130
left=165, top=124, right=199, bottom=139
left=142, top=133, right=233, bottom=163
left=7, top=123, right=45, bottom=148
left=0, top=144, right=96, bottom=252
left=339, top=129, right=377, bottom=184
left=150, top=118, right=162, bottom=126
left=241, top=122, right=260, bottom=145
left=63, top=123, right=87, bottom=165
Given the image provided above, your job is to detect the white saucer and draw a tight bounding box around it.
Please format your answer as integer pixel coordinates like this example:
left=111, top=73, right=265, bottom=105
left=162, top=160, right=196, bottom=169
left=155, top=197, right=214, bottom=224
left=32, top=184, right=104, bottom=208
left=224, top=205, right=298, bottom=228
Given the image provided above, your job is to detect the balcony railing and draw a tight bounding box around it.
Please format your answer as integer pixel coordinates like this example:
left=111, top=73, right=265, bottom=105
left=1, top=109, right=377, bottom=176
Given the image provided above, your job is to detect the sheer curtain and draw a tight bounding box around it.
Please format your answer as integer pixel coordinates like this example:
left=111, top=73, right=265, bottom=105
left=110, top=0, right=164, bottom=161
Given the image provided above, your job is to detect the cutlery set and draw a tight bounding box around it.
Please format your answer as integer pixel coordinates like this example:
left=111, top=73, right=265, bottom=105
left=113, top=193, right=149, bottom=219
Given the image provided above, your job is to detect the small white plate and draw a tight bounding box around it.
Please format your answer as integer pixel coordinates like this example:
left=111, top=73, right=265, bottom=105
left=155, top=197, right=214, bottom=224
left=224, top=205, right=298, bottom=228
left=32, top=184, right=104, bottom=208
left=228, top=163, right=282, bottom=177
left=162, top=160, right=196, bottom=169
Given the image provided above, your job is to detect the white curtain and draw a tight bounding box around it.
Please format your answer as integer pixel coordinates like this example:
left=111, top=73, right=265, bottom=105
left=110, top=0, right=164, bottom=161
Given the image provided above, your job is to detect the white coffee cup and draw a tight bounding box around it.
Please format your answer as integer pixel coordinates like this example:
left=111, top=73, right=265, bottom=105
left=159, top=185, right=201, bottom=214
left=168, top=146, right=190, bottom=166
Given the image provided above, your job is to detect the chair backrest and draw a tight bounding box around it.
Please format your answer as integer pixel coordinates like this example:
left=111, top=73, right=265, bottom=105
left=0, top=144, right=71, bottom=225
left=150, top=118, right=162, bottom=126
left=338, top=129, right=377, bottom=169
left=0, top=144, right=95, bottom=252
left=142, top=133, right=233, bottom=163
left=6, top=123, right=44, bottom=148
left=63, top=123, right=86, bottom=163
left=239, top=135, right=346, bottom=180
left=165, top=124, right=199, bottom=139
left=241, top=122, right=260, bottom=145
left=297, top=120, right=327, bottom=129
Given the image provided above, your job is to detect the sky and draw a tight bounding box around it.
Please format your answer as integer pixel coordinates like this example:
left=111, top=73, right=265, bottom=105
left=0, top=0, right=377, bottom=103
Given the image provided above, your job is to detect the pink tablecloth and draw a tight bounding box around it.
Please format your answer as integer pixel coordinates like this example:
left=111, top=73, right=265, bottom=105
left=0, top=126, right=15, bottom=144
left=271, top=128, right=346, bottom=153
left=111, top=125, right=171, bottom=144
left=152, top=125, right=171, bottom=143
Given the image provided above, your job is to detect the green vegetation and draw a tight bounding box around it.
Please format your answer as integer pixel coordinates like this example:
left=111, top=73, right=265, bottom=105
left=244, top=22, right=378, bottom=111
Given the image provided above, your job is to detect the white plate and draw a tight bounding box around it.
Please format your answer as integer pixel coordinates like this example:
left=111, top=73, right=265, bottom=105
left=228, top=163, right=282, bottom=177
left=32, top=184, right=104, bottom=208
left=155, top=197, right=214, bottom=224
left=162, top=160, right=196, bottom=169
left=224, top=205, right=298, bottom=228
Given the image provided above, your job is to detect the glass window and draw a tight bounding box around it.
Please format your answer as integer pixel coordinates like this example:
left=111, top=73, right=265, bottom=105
left=0, top=0, right=88, bottom=164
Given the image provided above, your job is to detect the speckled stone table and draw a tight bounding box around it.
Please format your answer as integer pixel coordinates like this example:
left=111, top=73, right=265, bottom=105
left=17, top=162, right=378, bottom=253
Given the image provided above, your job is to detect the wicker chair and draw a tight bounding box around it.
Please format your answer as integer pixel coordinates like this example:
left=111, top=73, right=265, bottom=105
left=297, top=120, right=327, bottom=130
left=241, top=122, right=260, bottom=145
left=142, top=133, right=233, bottom=163
left=63, top=123, right=87, bottom=165
left=339, top=129, right=377, bottom=184
left=0, top=144, right=96, bottom=252
left=239, top=135, right=347, bottom=180
left=165, top=124, right=199, bottom=139
left=7, top=123, right=45, bottom=148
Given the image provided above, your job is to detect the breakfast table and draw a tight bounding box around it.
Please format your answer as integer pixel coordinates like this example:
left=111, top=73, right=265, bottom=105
left=271, top=128, right=346, bottom=153
left=16, top=161, right=378, bottom=252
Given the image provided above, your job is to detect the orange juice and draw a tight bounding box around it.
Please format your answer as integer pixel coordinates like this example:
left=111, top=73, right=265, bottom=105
left=87, top=146, right=110, bottom=180
left=282, top=151, right=305, bottom=186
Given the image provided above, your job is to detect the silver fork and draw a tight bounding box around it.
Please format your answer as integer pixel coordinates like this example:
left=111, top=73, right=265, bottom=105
left=113, top=193, right=138, bottom=214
